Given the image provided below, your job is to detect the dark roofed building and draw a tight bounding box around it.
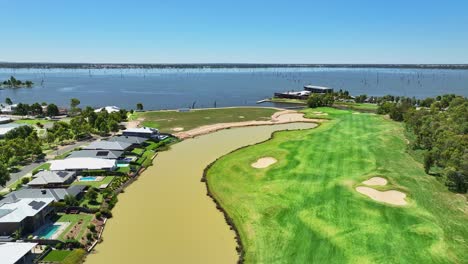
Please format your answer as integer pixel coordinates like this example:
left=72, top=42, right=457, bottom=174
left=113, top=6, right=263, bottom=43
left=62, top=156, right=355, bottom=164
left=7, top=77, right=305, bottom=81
left=109, top=135, right=148, bottom=145
left=83, top=140, right=132, bottom=151
left=1, top=185, right=86, bottom=203
left=67, top=150, right=123, bottom=160
left=304, top=85, right=333, bottom=94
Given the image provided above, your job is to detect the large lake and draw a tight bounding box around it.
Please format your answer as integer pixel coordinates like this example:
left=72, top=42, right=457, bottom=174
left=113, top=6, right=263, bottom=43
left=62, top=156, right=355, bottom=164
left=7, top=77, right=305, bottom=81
left=1, top=67, right=467, bottom=110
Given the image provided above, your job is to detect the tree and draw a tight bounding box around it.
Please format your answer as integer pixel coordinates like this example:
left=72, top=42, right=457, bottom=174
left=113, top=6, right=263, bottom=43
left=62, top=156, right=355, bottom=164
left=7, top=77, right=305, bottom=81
left=46, top=104, right=59, bottom=117
left=70, top=98, right=81, bottom=115
left=423, top=152, right=433, bottom=174
left=86, top=187, right=99, bottom=203
left=0, top=163, right=10, bottom=187
left=30, top=103, right=43, bottom=116
left=64, top=194, right=79, bottom=206
left=5, top=98, right=12, bottom=105
left=307, top=94, right=334, bottom=108
left=136, top=103, right=144, bottom=111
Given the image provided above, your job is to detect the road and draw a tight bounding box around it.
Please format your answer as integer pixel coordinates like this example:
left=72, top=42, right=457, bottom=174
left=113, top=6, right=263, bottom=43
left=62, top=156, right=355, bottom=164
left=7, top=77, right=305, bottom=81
left=4, top=139, right=94, bottom=187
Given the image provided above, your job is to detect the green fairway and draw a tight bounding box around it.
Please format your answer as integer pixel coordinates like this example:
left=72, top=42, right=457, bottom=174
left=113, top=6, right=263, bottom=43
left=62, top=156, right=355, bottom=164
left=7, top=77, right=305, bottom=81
left=206, top=107, right=467, bottom=263
left=334, top=102, right=378, bottom=112
left=136, top=107, right=278, bottom=133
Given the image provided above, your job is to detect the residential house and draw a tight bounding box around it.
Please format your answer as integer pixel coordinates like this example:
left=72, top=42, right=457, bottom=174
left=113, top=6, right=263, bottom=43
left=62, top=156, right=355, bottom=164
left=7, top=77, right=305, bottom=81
left=122, top=127, right=160, bottom=139
left=0, top=197, right=54, bottom=236
left=67, top=149, right=124, bottom=160
left=3, top=186, right=86, bottom=202
left=83, top=140, right=132, bottom=151
left=94, top=106, right=121, bottom=113
left=27, top=171, right=76, bottom=188
left=49, top=158, right=117, bottom=172
left=0, top=242, right=38, bottom=264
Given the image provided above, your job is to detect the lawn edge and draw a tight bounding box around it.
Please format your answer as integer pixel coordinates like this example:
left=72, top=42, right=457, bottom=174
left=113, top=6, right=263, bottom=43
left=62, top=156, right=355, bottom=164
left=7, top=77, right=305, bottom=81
left=201, top=123, right=321, bottom=263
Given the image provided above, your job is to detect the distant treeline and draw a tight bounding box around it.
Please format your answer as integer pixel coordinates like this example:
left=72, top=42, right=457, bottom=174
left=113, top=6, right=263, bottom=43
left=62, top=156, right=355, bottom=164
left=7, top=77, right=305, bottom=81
left=1, top=63, right=468, bottom=70
left=376, top=94, right=467, bottom=193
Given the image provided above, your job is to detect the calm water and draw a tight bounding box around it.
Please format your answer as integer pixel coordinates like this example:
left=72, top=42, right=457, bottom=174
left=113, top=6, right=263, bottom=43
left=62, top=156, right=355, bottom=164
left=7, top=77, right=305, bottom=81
left=0, top=67, right=467, bottom=110
left=85, top=123, right=316, bottom=264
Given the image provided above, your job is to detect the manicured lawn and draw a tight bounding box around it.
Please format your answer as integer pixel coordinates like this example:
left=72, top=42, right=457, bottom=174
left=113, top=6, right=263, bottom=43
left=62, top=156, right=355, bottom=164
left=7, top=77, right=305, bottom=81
left=269, top=97, right=307, bottom=104
left=43, top=249, right=87, bottom=264
left=206, top=107, right=468, bottom=263
left=42, top=250, right=72, bottom=262
left=57, top=213, right=93, bottom=241
left=71, top=176, right=115, bottom=188
left=137, top=107, right=278, bottom=133
left=14, top=119, right=53, bottom=126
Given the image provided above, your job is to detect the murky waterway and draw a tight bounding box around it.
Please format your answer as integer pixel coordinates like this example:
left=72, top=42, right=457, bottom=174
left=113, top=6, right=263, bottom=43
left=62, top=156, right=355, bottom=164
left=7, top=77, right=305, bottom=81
left=86, top=123, right=316, bottom=264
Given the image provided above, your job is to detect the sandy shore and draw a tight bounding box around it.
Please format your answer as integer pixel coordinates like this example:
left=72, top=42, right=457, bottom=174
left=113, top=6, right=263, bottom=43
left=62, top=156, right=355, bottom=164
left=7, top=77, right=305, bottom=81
left=174, top=110, right=320, bottom=139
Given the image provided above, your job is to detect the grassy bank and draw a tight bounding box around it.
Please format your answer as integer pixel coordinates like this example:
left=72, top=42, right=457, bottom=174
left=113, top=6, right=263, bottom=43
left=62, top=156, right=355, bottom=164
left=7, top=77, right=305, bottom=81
left=206, top=107, right=467, bottom=263
left=134, top=107, right=278, bottom=133
left=333, top=102, right=378, bottom=112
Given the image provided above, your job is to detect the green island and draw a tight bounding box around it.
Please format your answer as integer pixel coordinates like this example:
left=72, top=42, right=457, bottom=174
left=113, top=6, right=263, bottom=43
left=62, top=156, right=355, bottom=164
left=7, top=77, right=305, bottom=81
left=206, top=107, right=468, bottom=263
left=0, top=76, right=34, bottom=88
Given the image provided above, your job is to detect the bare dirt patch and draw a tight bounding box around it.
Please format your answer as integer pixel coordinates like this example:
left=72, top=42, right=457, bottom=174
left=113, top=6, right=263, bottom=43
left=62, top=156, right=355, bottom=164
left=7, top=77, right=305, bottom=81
left=174, top=110, right=321, bottom=139
left=251, top=157, right=277, bottom=169
left=172, top=127, right=184, bottom=132
left=363, top=177, right=388, bottom=186
left=356, top=186, right=407, bottom=206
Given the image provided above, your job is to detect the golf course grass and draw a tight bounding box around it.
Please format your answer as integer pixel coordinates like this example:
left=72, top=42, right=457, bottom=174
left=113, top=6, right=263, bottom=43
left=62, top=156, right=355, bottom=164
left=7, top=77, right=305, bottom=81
left=206, top=107, right=467, bottom=263
left=135, top=107, right=278, bottom=133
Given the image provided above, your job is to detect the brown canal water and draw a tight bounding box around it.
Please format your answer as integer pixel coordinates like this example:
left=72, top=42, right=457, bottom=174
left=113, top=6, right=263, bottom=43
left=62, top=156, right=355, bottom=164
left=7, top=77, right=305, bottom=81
left=85, top=123, right=316, bottom=264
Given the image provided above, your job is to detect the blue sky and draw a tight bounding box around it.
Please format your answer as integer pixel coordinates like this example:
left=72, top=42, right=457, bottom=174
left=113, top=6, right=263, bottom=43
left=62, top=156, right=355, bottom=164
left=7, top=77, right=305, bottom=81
left=1, top=0, right=467, bottom=63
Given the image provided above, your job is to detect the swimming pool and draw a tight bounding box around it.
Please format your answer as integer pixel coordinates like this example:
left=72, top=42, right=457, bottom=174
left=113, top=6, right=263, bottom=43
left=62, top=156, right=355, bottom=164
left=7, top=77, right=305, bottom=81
left=116, top=163, right=129, bottom=167
left=37, top=224, right=60, bottom=239
left=80, top=176, right=98, bottom=181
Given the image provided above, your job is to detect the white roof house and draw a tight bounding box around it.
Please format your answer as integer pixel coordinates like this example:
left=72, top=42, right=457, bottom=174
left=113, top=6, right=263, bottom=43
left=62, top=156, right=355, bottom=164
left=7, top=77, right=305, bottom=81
left=49, top=158, right=117, bottom=171
left=0, top=198, right=54, bottom=223
left=0, top=242, right=37, bottom=264
left=95, top=106, right=121, bottom=113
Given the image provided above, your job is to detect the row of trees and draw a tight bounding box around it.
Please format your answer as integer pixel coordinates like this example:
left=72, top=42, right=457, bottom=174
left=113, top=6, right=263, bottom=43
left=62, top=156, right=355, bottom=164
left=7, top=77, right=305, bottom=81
left=307, top=93, right=335, bottom=108
left=377, top=94, right=467, bottom=193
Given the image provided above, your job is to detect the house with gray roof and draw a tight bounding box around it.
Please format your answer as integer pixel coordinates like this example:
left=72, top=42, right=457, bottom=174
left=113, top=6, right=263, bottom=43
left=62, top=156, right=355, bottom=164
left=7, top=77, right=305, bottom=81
left=110, top=135, right=148, bottom=146
left=0, top=197, right=54, bottom=236
left=2, top=186, right=86, bottom=203
left=28, top=171, right=76, bottom=188
left=122, top=127, right=159, bottom=139
left=67, top=150, right=123, bottom=160
left=83, top=140, right=132, bottom=151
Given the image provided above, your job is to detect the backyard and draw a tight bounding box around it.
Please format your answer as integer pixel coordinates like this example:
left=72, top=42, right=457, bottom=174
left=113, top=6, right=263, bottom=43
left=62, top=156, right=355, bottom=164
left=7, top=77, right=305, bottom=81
left=133, top=107, right=278, bottom=133
left=206, top=107, right=468, bottom=263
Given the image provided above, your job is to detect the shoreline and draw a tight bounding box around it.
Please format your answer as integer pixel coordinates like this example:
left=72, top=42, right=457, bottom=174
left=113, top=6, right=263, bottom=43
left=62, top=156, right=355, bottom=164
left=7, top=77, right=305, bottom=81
left=174, top=110, right=321, bottom=139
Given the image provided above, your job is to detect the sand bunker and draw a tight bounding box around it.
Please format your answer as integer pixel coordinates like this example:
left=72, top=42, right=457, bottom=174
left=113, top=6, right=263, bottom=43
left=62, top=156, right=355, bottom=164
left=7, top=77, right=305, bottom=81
left=251, top=157, right=277, bottom=169
left=238, top=116, right=245, bottom=118
left=363, top=177, right=388, bottom=186
left=172, top=127, right=184, bottom=132
left=356, top=187, right=407, bottom=206
left=174, top=110, right=321, bottom=139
